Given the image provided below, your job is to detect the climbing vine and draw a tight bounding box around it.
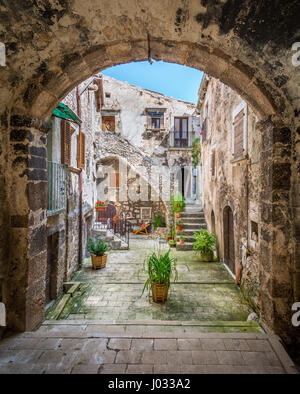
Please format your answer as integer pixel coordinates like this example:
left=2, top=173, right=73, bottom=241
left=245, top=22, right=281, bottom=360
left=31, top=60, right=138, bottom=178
left=191, top=137, right=201, bottom=168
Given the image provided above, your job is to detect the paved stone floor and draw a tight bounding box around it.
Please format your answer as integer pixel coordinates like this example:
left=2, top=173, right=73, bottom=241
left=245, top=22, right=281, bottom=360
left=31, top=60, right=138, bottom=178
left=47, top=238, right=255, bottom=325
left=0, top=237, right=298, bottom=374
left=0, top=325, right=297, bottom=374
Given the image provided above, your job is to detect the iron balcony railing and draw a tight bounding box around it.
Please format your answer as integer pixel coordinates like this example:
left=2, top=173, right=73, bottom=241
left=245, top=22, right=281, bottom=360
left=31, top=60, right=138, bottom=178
left=47, top=161, right=66, bottom=215
left=169, top=131, right=195, bottom=148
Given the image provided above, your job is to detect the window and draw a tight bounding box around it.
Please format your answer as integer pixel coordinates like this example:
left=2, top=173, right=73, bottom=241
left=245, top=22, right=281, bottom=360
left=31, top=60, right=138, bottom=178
left=146, top=108, right=165, bottom=129
left=232, top=102, right=247, bottom=160
left=110, top=172, right=120, bottom=188
left=102, top=116, right=115, bottom=132
left=105, top=92, right=111, bottom=98
left=77, top=131, right=86, bottom=169
left=151, top=117, right=160, bottom=129
left=174, top=117, right=188, bottom=147
left=251, top=220, right=258, bottom=242
left=61, top=119, right=72, bottom=165
left=141, top=207, right=152, bottom=221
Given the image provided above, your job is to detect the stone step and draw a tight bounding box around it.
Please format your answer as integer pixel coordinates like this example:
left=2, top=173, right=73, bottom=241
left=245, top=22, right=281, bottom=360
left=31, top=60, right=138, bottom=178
left=181, top=212, right=205, bottom=218
left=177, top=228, right=206, bottom=237
left=181, top=223, right=206, bottom=229
left=176, top=242, right=194, bottom=251
left=181, top=217, right=206, bottom=224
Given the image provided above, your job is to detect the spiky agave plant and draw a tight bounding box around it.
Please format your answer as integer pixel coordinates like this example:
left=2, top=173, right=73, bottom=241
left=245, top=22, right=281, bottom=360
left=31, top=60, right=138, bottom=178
left=141, top=250, right=178, bottom=296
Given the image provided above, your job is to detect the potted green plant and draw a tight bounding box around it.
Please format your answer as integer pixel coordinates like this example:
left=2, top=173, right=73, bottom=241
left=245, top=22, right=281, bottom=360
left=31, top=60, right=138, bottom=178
left=166, top=232, right=173, bottom=241
left=176, top=218, right=184, bottom=231
left=192, top=229, right=216, bottom=261
left=87, top=237, right=109, bottom=269
left=154, top=214, right=164, bottom=229
left=168, top=239, right=176, bottom=248
left=141, top=250, right=178, bottom=303
left=170, top=192, right=185, bottom=218
left=178, top=235, right=184, bottom=245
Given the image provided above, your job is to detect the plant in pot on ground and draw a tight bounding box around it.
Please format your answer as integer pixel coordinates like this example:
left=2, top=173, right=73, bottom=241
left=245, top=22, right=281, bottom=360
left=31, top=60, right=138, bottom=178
left=168, top=239, right=176, bottom=248
left=141, top=249, right=178, bottom=303
left=166, top=232, right=173, bottom=241
left=178, top=235, right=185, bottom=245
left=154, top=214, right=164, bottom=230
left=87, top=237, right=109, bottom=270
left=192, top=229, right=216, bottom=261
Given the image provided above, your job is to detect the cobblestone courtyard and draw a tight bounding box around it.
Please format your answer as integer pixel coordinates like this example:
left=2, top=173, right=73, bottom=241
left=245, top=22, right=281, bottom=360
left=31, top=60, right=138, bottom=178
left=0, top=237, right=297, bottom=374
left=47, top=237, right=255, bottom=326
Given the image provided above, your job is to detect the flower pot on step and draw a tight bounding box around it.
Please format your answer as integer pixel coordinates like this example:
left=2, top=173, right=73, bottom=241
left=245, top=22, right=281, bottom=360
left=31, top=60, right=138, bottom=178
left=176, top=225, right=183, bottom=231
left=151, top=281, right=169, bottom=303
left=91, top=254, right=107, bottom=269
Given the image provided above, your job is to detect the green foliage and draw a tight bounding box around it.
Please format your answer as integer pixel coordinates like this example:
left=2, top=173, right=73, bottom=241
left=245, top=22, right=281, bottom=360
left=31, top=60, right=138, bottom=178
left=192, top=229, right=216, bottom=254
left=191, top=137, right=201, bottom=168
left=178, top=235, right=184, bottom=241
left=87, top=237, right=108, bottom=257
left=154, top=214, right=164, bottom=229
left=170, top=192, right=185, bottom=213
left=168, top=239, right=176, bottom=245
left=141, top=250, right=178, bottom=295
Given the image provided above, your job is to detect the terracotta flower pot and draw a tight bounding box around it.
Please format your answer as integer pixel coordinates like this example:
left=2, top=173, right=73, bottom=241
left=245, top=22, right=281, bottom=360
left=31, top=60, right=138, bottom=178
left=179, top=240, right=184, bottom=245
left=166, top=235, right=173, bottom=241
left=95, top=206, right=107, bottom=212
left=176, top=226, right=182, bottom=231
left=91, top=254, right=107, bottom=269
left=175, top=212, right=181, bottom=218
left=151, top=281, right=169, bottom=303
left=198, top=252, right=214, bottom=262
left=169, top=243, right=176, bottom=248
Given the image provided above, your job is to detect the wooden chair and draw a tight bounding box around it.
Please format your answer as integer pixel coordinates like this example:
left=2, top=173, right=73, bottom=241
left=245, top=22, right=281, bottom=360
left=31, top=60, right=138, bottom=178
left=133, top=222, right=151, bottom=235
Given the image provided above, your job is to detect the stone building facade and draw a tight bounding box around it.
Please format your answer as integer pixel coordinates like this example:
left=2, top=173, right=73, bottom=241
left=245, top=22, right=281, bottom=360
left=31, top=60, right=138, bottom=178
left=94, top=75, right=201, bottom=226
left=45, top=83, right=98, bottom=307
left=198, top=75, right=261, bottom=311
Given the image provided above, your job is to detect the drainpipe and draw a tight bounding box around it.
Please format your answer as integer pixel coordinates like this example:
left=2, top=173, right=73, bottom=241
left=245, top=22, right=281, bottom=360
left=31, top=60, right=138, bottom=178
left=76, top=86, right=83, bottom=268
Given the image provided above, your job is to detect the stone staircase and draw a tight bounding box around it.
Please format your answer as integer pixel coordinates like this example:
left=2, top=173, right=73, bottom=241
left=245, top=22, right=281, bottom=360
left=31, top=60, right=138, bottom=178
left=177, top=203, right=207, bottom=251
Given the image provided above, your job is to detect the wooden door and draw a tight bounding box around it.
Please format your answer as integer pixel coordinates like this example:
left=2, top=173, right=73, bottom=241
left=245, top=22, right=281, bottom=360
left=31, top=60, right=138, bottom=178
left=224, top=207, right=235, bottom=274
left=46, top=236, right=52, bottom=304
left=174, top=117, right=188, bottom=147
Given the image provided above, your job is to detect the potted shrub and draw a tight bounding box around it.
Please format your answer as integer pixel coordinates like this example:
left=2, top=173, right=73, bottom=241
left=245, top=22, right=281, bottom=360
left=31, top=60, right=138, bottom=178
left=87, top=237, right=108, bottom=269
left=176, top=218, right=183, bottom=231
left=192, top=229, right=216, bottom=261
left=142, top=250, right=178, bottom=303
left=166, top=232, right=173, bottom=241
left=178, top=235, right=184, bottom=245
left=95, top=200, right=108, bottom=211
left=168, top=239, right=176, bottom=248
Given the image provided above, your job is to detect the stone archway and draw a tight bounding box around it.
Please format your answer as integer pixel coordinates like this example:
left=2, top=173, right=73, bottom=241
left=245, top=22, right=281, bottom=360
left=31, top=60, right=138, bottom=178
left=0, top=1, right=299, bottom=348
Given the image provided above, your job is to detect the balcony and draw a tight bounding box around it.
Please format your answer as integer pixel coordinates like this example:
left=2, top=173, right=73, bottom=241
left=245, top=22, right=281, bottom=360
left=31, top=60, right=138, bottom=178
left=47, top=161, right=66, bottom=216
left=169, top=131, right=195, bottom=149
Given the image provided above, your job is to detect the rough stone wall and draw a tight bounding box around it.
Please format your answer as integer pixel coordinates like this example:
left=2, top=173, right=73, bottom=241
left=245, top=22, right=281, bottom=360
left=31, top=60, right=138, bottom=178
left=199, top=77, right=260, bottom=308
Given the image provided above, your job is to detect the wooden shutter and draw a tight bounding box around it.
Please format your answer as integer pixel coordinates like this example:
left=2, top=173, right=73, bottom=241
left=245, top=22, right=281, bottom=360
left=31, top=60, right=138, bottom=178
left=110, top=172, right=120, bottom=187
left=233, top=109, right=244, bottom=159
left=61, top=120, right=71, bottom=165
left=77, top=132, right=86, bottom=169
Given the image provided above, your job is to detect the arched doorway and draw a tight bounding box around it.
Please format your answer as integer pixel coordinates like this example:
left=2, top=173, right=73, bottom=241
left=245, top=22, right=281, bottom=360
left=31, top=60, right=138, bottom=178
left=223, top=206, right=235, bottom=275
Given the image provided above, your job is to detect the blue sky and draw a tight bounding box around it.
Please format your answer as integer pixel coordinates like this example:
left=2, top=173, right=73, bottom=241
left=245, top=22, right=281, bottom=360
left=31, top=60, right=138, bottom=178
left=102, top=61, right=203, bottom=104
